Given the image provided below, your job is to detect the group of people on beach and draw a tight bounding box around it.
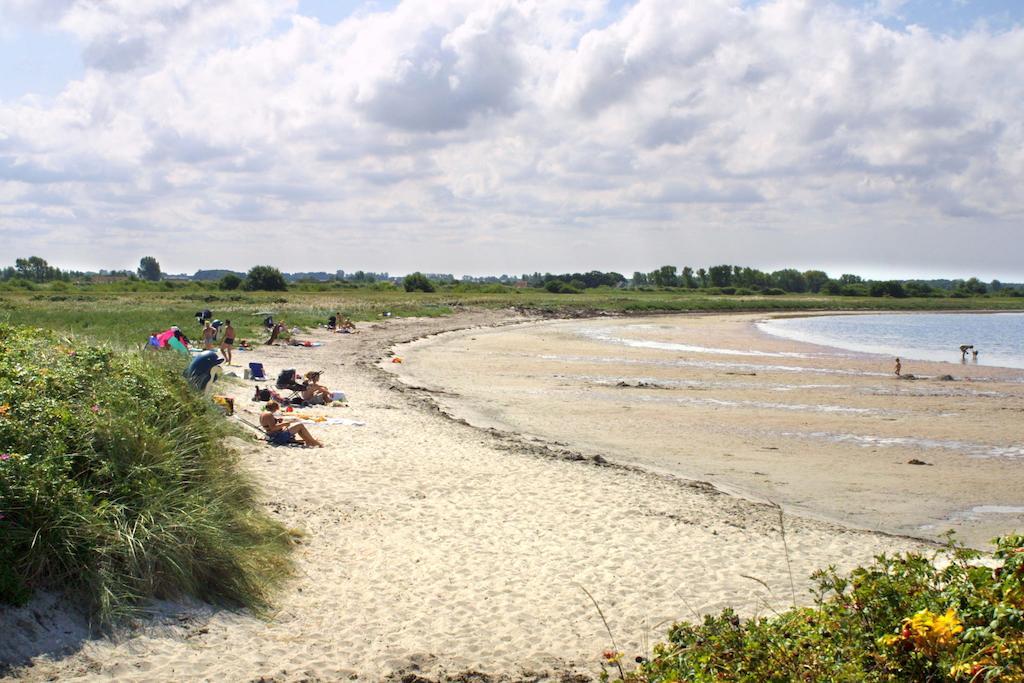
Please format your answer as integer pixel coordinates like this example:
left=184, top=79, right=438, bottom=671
left=199, top=318, right=237, bottom=364
left=189, top=310, right=361, bottom=448
left=327, top=312, right=356, bottom=333
left=960, top=344, right=980, bottom=362
left=894, top=344, right=982, bottom=376
left=256, top=370, right=337, bottom=447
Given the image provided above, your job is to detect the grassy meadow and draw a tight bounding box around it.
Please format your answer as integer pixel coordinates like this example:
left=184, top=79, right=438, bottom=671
left=2, top=282, right=1023, bottom=346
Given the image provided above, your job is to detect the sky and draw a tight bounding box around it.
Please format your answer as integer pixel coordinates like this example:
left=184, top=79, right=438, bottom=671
left=0, top=0, right=1022, bottom=280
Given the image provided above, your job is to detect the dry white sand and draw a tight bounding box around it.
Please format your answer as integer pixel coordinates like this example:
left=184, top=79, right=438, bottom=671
left=3, top=311, right=934, bottom=682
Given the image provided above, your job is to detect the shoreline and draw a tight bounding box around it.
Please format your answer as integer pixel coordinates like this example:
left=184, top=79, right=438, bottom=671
left=755, top=310, right=1024, bottom=371
left=389, top=311, right=1024, bottom=548
left=0, top=309, right=968, bottom=682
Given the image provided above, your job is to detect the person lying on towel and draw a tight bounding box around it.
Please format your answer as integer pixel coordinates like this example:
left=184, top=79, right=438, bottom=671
left=260, top=401, right=323, bottom=447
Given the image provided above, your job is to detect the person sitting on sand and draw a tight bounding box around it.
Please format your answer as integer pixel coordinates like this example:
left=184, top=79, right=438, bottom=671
left=260, top=401, right=322, bottom=447
left=894, top=357, right=901, bottom=377
left=336, top=315, right=356, bottom=333
left=220, top=319, right=235, bottom=365
left=300, top=371, right=333, bottom=405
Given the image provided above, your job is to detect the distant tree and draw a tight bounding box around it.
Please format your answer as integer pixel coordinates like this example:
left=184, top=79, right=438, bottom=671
left=15, top=256, right=63, bottom=283
left=708, top=265, right=733, bottom=288
left=651, top=265, right=679, bottom=287
left=839, top=273, right=863, bottom=285
left=403, top=272, right=435, bottom=292
left=681, top=266, right=696, bottom=288
left=904, top=281, right=934, bottom=297
left=696, top=267, right=709, bottom=288
left=803, top=270, right=829, bottom=293
left=959, top=277, right=988, bottom=295
left=243, top=265, right=288, bottom=291
left=632, top=271, right=648, bottom=287
left=990, top=279, right=1003, bottom=292
left=771, top=269, right=808, bottom=293
left=869, top=280, right=906, bottom=298
left=137, top=256, right=162, bottom=281
left=218, top=273, right=242, bottom=290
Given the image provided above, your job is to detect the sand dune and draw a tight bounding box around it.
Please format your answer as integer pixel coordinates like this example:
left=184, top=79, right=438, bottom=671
left=3, top=311, right=932, bottom=682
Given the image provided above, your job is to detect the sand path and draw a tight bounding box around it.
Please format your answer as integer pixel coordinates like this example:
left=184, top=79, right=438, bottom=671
left=3, top=310, right=928, bottom=682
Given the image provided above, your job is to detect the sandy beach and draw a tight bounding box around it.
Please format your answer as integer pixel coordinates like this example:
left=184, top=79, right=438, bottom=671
left=3, top=310, right=983, bottom=682
left=394, top=312, right=1024, bottom=547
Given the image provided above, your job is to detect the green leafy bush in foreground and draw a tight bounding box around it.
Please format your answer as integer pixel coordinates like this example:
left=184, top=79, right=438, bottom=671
left=0, top=324, right=292, bottom=624
left=608, top=537, right=1023, bottom=682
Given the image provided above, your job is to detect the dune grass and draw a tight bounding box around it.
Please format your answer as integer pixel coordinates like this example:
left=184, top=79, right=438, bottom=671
left=0, top=324, right=292, bottom=624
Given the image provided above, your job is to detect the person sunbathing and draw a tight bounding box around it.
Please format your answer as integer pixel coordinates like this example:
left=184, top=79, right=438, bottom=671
left=260, top=401, right=323, bottom=447
left=300, top=371, right=332, bottom=405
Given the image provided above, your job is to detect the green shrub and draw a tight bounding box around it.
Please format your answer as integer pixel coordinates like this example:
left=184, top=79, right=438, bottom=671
left=403, top=272, right=435, bottom=293
left=243, top=265, right=288, bottom=291
left=0, top=325, right=292, bottom=623
left=763, top=288, right=786, bottom=295
left=615, top=536, right=1024, bottom=682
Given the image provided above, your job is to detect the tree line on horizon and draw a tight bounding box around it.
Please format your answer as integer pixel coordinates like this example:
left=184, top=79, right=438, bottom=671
left=2, top=255, right=1022, bottom=298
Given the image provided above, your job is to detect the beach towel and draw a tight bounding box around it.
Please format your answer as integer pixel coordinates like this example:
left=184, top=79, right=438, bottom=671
left=168, top=336, right=190, bottom=356
left=293, top=415, right=365, bottom=427
left=155, top=328, right=176, bottom=347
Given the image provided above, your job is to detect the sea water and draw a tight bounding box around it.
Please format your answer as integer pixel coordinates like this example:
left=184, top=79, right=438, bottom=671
left=757, top=312, right=1024, bottom=369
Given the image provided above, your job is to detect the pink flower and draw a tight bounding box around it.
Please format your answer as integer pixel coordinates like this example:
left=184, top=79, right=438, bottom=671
left=91, top=404, right=100, bottom=413
left=0, top=453, right=10, bottom=461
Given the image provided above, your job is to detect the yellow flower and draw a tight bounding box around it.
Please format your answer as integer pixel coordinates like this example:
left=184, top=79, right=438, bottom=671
left=901, top=608, right=963, bottom=653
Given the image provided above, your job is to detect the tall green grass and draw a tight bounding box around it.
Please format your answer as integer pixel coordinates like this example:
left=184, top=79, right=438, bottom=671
left=0, top=324, right=292, bottom=623
left=0, top=287, right=1020, bottom=348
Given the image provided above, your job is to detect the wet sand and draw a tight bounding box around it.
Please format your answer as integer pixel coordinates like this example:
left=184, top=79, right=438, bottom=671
left=391, top=312, right=1024, bottom=547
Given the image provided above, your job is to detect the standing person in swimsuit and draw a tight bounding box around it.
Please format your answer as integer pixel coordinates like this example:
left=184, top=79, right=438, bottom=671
left=220, top=319, right=235, bottom=365
left=201, top=321, right=217, bottom=350
left=894, top=357, right=901, bottom=376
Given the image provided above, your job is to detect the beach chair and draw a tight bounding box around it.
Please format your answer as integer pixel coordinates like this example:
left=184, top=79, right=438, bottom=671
left=233, top=414, right=303, bottom=447
left=276, top=368, right=306, bottom=403
left=248, top=362, right=267, bottom=381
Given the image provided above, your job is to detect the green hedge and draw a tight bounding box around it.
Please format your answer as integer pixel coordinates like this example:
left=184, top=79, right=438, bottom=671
left=0, top=324, right=292, bottom=624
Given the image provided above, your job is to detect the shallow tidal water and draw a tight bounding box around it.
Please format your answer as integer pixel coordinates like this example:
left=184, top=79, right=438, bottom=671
left=757, top=312, right=1024, bottom=369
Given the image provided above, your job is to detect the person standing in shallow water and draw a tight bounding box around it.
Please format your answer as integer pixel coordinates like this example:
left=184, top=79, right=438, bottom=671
left=894, top=357, right=901, bottom=376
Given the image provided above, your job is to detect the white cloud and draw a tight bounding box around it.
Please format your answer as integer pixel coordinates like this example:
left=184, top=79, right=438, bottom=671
left=0, top=0, right=1022, bottom=279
